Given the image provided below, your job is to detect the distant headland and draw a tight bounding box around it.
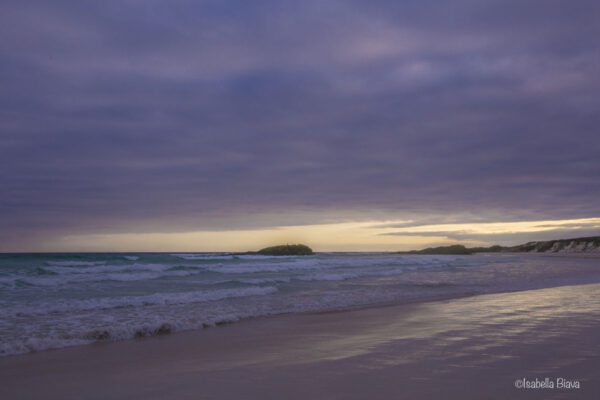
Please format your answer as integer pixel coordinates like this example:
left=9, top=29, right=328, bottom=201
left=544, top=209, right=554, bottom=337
left=400, top=236, right=600, bottom=255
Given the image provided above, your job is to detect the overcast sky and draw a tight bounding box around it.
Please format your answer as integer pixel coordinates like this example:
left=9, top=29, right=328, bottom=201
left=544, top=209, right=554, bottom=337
left=1, top=0, right=599, bottom=251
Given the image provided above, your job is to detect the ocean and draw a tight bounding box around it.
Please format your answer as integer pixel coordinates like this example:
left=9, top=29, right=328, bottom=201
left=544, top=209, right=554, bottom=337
left=1, top=252, right=599, bottom=357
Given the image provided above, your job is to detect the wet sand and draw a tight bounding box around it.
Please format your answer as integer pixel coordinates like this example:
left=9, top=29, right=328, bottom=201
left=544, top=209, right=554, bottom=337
left=1, top=283, right=599, bottom=399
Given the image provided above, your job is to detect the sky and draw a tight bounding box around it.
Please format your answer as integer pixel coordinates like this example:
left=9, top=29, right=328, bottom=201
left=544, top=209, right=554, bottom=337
left=1, top=0, right=599, bottom=252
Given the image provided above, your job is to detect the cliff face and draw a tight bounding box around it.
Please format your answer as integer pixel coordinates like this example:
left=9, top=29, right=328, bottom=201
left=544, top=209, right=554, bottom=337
left=403, top=236, right=600, bottom=255
left=507, top=237, right=600, bottom=253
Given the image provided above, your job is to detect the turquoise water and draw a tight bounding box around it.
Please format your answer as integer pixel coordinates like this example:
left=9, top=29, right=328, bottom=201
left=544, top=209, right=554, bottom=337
left=1, top=252, right=599, bottom=356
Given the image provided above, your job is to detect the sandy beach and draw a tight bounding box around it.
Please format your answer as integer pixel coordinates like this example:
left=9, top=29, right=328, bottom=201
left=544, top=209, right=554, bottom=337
left=1, top=282, right=599, bottom=399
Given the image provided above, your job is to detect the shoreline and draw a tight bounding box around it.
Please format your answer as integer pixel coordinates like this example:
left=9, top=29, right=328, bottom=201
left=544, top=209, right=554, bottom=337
left=2, top=282, right=600, bottom=399
left=3, top=274, right=600, bottom=360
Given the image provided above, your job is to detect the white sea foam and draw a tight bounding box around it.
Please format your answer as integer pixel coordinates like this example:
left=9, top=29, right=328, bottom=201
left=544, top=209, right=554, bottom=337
left=45, top=263, right=177, bottom=275
left=46, top=260, right=106, bottom=267
left=6, top=286, right=278, bottom=317
left=0, top=313, right=253, bottom=356
left=75, top=262, right=179, bottom=272
left=0, top=263, right=210, bottom=287
left=203, top=259, right=319, bottom=274
left=233, top=255, right=302, bottom=260
left=170, top=253, right=236, bottom=260
left=297, top=272, right=362, bottom=281
left=0, top=255, right=483, bottom=288
left=0, top=336, right=94, bottom=357
left=235, top=277, right=292, bottom=284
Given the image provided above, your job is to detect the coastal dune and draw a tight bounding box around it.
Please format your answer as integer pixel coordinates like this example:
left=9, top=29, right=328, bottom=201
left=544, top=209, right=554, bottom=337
left=1, top=283, right=599, bottom=399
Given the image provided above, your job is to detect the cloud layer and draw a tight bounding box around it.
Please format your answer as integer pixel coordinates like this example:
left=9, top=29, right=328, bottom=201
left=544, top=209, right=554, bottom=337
left=1, top=0, right=599, bottom=249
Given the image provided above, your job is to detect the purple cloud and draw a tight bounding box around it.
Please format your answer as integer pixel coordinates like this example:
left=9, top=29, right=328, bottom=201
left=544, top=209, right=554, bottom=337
left=1, top=0, right=599, bottom=249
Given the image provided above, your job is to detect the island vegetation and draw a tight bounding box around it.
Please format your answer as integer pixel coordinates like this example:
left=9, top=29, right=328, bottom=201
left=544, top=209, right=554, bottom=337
left=241, top=244, right=315, bottom=256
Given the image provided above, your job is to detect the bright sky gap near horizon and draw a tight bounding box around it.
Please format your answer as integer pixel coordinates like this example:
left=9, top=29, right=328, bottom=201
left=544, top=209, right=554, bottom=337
left=1, top=1, right=599, bottom=252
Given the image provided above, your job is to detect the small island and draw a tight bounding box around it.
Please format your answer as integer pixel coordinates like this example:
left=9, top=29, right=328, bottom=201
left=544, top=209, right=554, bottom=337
left=235, top=244, right=314, bottom=256
left=256, top=244, right=314, bottom=256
